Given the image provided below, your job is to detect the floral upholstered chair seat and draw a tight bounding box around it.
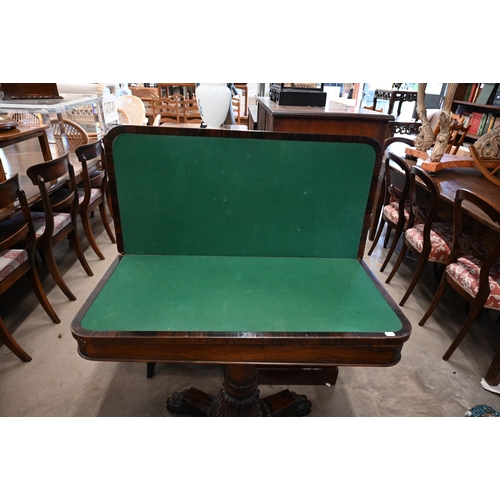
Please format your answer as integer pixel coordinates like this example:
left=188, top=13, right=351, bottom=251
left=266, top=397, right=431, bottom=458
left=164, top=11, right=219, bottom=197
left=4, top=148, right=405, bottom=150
left=382, top=201, right=410, bottom=226
left=446, top=256, right=500, bottom=311
left=405, top=221, right=454, bottom=264
left=77, top=188, right=101, bottom=206
left=0, top=249, right=28, bottom=282
left=30, top=212, right=72, bottom=238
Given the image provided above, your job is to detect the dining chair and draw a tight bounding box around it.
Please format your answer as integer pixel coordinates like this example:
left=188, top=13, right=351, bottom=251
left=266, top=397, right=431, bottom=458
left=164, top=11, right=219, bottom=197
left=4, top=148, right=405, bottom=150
left=182, top=96, right=202, bottom=124
left=363, top=105, right=383, bottom=113
left=116, top=108, right=130, bottom=124
left=75, top=141, right=116, bottom=260
left=385, top=166, right=454, bottom=306
left=50, top=118, right=89, bottom=157
left=470, top=144, right=500, bottom=188
left=367, top=137, right=415, bottom=272
left=232, top=95, right=242, bottom=124
left=433, top=114, right=471, bottom=156
left=0, top=174, right=60, bottom=361
left=7, top=112, right=42, bottom=125
left=419, top=188, right=500, bottom=362
left=114, top=95, right=148, bottom=126
left=152, top=96, right=182, bottom=125
left=26, top=153, right=93, bottom=301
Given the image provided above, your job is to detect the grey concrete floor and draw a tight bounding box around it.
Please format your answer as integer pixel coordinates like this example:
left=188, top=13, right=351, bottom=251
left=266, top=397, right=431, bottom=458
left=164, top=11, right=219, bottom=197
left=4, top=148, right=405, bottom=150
left=1, top=212, right=500, bottom=417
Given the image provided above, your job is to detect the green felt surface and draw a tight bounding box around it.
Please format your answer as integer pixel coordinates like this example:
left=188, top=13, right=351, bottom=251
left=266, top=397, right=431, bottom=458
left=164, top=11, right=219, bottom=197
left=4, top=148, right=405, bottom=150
left=112, top=134, right=376, bottom=258
left=81, top=255, right=402, bottom=334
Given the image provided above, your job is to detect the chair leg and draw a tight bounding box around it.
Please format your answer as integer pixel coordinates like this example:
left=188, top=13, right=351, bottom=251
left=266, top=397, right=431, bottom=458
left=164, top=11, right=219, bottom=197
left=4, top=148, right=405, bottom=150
left=80, top=212, right=105, bottom=260
left=442, top=300, right=484, bottom=360
left=41, top=246, right=77, bottom=301
left=26, top=267, right=61, bottom=324
left=385, top=241, right=407, bottom=284
left=147, top=362, right=156, bottom=378
left=68, top=229, right=93, bottom=277
left=485, top=345, right=500, bottom=386
left=367, top=218, right=386, bottom=256
left=399, top=251, right=429, bottom=306
left=0, top=316, right=32, bottom=362
left=380, top=225, right=403, bottom=272
left=418, top=274, right=449, bottom=326
left=433, top=262, right=444, bottom=281
left=106, top=184, right=113, bottom=219
left=383, top=226, right=393, bottom=248
left=98, top=202, right=116, bottom=244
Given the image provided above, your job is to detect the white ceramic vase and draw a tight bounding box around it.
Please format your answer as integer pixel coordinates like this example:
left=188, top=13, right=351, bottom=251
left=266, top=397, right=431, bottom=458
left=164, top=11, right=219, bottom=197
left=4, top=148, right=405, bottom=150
left=196, top=83, right=231, bottom=128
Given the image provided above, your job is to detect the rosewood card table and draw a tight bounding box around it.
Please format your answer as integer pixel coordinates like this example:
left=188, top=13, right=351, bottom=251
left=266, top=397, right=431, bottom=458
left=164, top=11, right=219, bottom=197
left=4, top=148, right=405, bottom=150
left=71, top=126, right=411, bottom=417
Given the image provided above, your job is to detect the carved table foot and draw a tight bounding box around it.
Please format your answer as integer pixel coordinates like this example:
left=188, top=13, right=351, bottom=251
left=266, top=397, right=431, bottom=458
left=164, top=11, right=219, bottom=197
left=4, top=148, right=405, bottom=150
left=166, top=365, right=312, bottom=417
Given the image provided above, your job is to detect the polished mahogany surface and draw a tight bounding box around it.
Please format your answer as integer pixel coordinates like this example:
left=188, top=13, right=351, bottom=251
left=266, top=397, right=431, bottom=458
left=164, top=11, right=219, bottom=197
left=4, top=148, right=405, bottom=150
left=0, top=124, right=52, bottom=183
left=256, top=97, right=394, bottom=146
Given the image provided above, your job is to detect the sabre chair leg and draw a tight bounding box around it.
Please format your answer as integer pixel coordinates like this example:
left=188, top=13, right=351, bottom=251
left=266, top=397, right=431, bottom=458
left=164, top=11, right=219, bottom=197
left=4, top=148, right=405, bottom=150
left=383, top=226, right=393, bottom=248
left=81, top=212, right=105, bottom=260
left=0, top=317, right=32, bottom=362
left=380, top=225, right=404, bottom=272
left=443, top=302, right=484, bottom=360
left=399, top=252, right=430, bottom=306
left=27, top=267, right=60, bottom=324
left=99, top=202, right=116, bottom=244
left=385, top=242, right=407, bottom=284
left=42, top=247, right=77, bottom=301
left=368, top=218, right=386, bottom=256
left=68, top=229, right=93, bottom=276
left=485, top=346, right=500, bottom=386
left=419, top=275, right=449, bottom=326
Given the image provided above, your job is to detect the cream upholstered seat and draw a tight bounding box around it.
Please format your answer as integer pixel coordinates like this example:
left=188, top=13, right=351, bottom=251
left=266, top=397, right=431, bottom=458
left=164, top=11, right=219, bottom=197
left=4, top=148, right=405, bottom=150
left=114, top=95, right=148, bottom=125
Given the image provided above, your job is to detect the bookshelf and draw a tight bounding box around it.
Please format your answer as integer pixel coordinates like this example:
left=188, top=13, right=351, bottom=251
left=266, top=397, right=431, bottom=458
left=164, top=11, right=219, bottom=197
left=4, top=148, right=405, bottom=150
left=452, top=83, right=500, bottom=141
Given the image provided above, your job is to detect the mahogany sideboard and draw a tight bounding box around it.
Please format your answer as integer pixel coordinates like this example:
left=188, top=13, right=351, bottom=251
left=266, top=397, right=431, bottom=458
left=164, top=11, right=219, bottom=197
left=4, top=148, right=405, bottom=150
left=256, top=97, right=394, bottom=146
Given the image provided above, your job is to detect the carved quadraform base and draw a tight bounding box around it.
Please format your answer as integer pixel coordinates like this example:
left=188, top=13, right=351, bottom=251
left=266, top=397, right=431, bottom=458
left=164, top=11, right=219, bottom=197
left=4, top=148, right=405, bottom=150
left=166, top=387, right=312, bottom=417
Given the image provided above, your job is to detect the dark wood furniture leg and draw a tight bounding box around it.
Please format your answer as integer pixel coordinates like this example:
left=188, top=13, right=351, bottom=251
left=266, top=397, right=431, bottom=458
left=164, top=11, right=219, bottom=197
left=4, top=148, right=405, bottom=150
left=166, top=364, right=312, bottom=417
left=485, top=346, right=500, bottom=386
left=37, top=132, right=53, bottom=162
left=146, top=362, right=156, bottom=378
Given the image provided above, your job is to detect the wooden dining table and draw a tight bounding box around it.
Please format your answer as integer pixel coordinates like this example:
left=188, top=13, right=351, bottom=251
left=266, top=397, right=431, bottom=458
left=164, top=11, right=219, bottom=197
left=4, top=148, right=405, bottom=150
left=0, top=138, right=98, bottom=222
left=0, top=123, right=52, bottom=183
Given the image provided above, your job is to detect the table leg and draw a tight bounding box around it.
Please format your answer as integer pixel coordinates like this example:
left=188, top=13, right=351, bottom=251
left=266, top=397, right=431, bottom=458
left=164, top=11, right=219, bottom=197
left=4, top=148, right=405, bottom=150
left=37, top=131, right=53, bottom=161
left=166, top=364, right=312, bottom=417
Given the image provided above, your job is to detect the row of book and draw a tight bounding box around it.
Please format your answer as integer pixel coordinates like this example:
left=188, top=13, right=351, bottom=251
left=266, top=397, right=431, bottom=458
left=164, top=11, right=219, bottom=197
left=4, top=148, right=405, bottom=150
left=461, top=111, right=499, bottom=137
left=462, top=83, right=500, bottom=106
